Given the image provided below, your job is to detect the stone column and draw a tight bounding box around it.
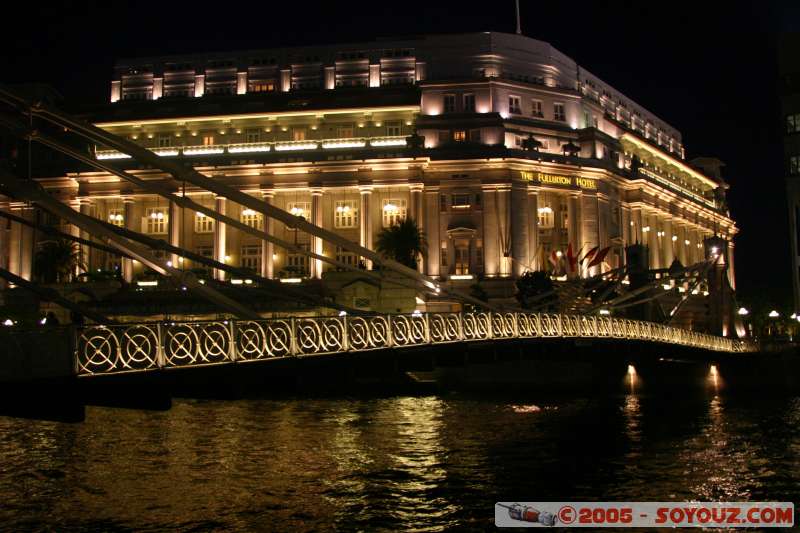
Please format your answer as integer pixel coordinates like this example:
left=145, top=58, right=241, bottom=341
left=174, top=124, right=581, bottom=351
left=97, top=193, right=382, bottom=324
left=359, top=185, right=373, bottom=269
left=727, top=240, right=736, bottom=290
left=527, top=188, right=539, bottom=271
left=511, top=183, right=530, bottom=277
left=675, top=223, right=688, bottom=266
left=497, top=185, right=512, bottom=276
left=647, top=212, right=660, bottom=269
left=261, top=190, right=275, bottom=279
left=409, top=183, right=424, bottom=272
left=662, top=217, right=674, bottom=267
left=7, top=206, right=22, bottom=279
left=78, top=200, right=93, bottom=275
left=482, top=186, right=499, bottom=276
left=621, top=206, right=632, bottom=246
left=168, top=200, right=182, bottom=267
left=18, top=206, right=34, bottom=281
left=310, top=188, right=323, bottom=279
left=122, top=197, right=135, bottom=283
left=596, top=196, right=610, bottom=275
left=0, top=204, right=7, bottom=288
left=567, top=192, right=582, bottom=256
left=424, top=186, right=440, bottom=277
left=213, top=196, right=227, bottom=280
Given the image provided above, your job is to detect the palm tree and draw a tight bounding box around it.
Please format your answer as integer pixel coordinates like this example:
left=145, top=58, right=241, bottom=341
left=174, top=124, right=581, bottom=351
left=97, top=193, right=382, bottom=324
left=376, top=217, right=426, bottom=269
left=33, top=237, right=84, bottom=284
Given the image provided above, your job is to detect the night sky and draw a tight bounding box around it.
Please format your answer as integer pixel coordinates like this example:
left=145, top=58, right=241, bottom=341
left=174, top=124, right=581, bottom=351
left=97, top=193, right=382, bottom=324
left=1, top=1, right=796, bottom=308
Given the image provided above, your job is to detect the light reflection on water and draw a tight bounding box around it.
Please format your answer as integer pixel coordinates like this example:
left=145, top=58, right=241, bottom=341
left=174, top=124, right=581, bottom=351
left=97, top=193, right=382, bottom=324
left=0, top=393, right=798, bottom=531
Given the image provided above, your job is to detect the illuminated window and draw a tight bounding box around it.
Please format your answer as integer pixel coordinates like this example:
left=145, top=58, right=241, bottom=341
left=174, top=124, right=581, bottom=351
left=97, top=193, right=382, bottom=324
left=444, top=94, right=456, bottom=113
left=287, top=243, right=309, bottom=275
left=240, top=208, right=263, bottom=230
left=334, top=200, right=358, bottom=228
left=463, top=93, right=475, bottom=112
left=107, top=209, right=124, bottom=227
left=338, top=125, right=354, bottom=138
left=554, top=102, right=566, bottom=122
left=453, top=130, right=466, bottom=142
left=531, top=100, right=543, bottom=118
left=292, top=128, right=307, bottom=141
left=194, top=212, right=215, bottom=234
left=788, top=113, right=800, bottom=134
left=382, top=198, right=407, bottom=227
left=335, top=245, right=357, bottom=267
left=143, top=207, right=168, bottom=234
left=451, top=194, right=471, bottom=209
left=241, top=244, right=262, bottom=272
left=440, top=241, right=448, bottom=267
left=287, top=202, right=310, bottom=220
left=250, top=82, right=274, bottom=92
left=537, top=205, right=554, bottom=228
left=245, top=128, right=261, bottom=143
left=385, top=121, right=402, bottom=136
left=509, top=95, right=521, bottom=115
left=157, top=134, right=171, bottom=148
left=202, top=135, right=215, bottom=146
left=195, top=246, right=213, bottom=274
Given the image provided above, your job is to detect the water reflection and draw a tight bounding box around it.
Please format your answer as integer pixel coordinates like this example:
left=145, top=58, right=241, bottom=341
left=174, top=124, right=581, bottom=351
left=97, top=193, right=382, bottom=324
left=0, top=393, right=797, bottom=530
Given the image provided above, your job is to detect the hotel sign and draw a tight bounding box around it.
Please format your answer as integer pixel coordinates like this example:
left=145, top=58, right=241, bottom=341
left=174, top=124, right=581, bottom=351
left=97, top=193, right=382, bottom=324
left=520, top=171, right=597, bottom=190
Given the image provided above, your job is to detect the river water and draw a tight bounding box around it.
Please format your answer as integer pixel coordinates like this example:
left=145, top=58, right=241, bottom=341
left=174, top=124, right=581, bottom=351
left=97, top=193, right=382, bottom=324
left=0, top=392, right=798, bottom=531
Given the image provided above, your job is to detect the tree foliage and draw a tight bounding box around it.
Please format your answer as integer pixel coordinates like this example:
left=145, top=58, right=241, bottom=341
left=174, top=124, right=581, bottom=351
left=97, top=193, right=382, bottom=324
left=34, top=237, right=83, bottom=284
left=515, top=270, right=557, bottom=310
left=375, top=217, right=426, bottom=269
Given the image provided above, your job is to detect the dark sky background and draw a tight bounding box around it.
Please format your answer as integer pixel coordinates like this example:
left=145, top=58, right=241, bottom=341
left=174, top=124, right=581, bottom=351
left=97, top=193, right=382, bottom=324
left=2, top=0, right=797, bottom=308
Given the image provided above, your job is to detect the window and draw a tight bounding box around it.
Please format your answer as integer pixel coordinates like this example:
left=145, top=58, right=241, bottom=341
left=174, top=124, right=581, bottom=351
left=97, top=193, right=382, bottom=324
left=453, top=130, right=466, bottom=142
left=195, top=246, right=213, bottom=274
left=250, top=82, right=274, bottom=93
left=791, top=155, right=800, bottom=176
left=194, top=212, right=215, bottom=233
left=559, top=197, right=569, bottom=228
left=440, top=241, right=448, bottom=267
left=287, top=202, right=311, bottom=220
left=287, top=243, right=309, bottom=275
left=475, top=193, right=482, bottom=209
left=385, top=121, right=402, bottom=136
left=382, top=198, right=407, bottom=226
left=338, top=125, right=354, bottom=138
left=245, top=128, right=261, bottom=143
left=241, top=244, right=262, bottom=272
left=463, top=93, right=475, bottom=112
left=454, top=244, right=469, bottom=275
left=240, top=208, right=263, bottom=230
left=107, top=209, right=124, bottom=227
left=292, top=128, right=307, bottom=141
left=531, top=100, right=543, bottom=118
left=469, top=129, right=481, bottom=142
left=202, top=135, right=215, bottom=146
left=105, top=253, right=121, bottom=272
left=554, top=103, right=566, bottom=122
left=476, top=239, right=483, bottom=269
left=789, top=113, right=800, bottom=134
left=438, top=130, right=450, bottom=144
left=335, top=245, right=358, bottom=267
left=537, top=205, right=554, bottom=228
left=440, top=194, right=448, bottom=212
left=334, top=200, right=358, bottom=228
left=509, top=96, right=522, bottom=115
left=158, top=134, right=171, bottom=148
left=451, top=194, right=471, bottom=209
left=444, top=94, right=456, bottom=113
left=143, top=207, right=168, bottom=234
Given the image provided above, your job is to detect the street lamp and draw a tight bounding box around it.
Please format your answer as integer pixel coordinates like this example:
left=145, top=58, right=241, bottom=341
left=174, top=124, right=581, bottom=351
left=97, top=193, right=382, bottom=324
left=737, top=307, right=749, bottom=316
left=768, top=310, right=780, bottom=318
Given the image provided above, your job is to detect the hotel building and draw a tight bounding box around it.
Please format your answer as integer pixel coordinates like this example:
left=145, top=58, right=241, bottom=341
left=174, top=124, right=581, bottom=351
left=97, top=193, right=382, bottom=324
left=1, top=32, right=737, bottom=297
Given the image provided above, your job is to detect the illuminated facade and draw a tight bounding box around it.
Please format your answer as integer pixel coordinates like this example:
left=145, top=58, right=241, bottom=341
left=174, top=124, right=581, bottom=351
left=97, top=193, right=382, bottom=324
left=2, top=32, right=737, bottom=295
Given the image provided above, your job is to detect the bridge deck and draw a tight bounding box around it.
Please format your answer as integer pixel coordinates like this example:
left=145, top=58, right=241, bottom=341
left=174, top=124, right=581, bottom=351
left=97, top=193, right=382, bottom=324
left=75, top=312, right=756, bottom=376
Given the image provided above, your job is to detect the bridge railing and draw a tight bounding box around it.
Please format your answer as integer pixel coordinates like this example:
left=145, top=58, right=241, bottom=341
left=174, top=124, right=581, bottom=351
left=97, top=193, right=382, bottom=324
left=75, top=312, right=757, bottom=376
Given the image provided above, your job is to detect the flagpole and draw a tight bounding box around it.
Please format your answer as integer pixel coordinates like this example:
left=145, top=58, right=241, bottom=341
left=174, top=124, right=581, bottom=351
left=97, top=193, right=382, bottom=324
left=515, top=0, right=522, bottom=35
